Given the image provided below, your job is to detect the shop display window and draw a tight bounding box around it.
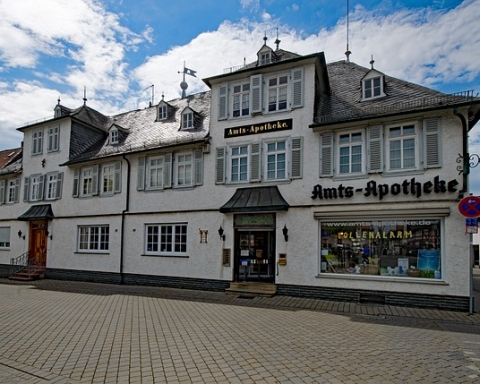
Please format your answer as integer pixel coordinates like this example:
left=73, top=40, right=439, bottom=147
left=320, top=219, right=441, bottom=279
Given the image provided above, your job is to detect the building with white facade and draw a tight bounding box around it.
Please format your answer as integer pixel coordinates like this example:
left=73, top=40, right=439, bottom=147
left=1, top=41, right=480, bottom=311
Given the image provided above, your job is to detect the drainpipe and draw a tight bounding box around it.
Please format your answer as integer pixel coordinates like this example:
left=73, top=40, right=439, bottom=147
left=120, top=155, right=131, bottom=285
left=454, top=108, right=474, bottom=314
left=454, top=108, right=469, bottom=196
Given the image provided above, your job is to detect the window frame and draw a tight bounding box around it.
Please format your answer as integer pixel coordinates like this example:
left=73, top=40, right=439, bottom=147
left=182, top=112, right=194, bottom=130
left=229, top=145, right=250, bottom=183
left=47, top=126, right=60, bottom=152
left=266, top=74, right=289, bottom=113
left=45, top=172, right=63, bottom=201
left=147, top=155, right=165, bottom=190
left=0, top=227, right=11, bottom=249
left=6, top=178, right=20, bottom=204
left=77, top=225, right=110, bottom=253
left=264, top=139, right=287, bottom=181
left=232, top=82, right=250, bottom=118
left=101, top=164, right=115, bottom=195
left=29, top=174, right=44, bottom=202
left=110, top=129, right=119, bottom=145
left=158, top=104, right=167, bottom=120
left=337, top=131, right=365, bottom=175
left=174, top=153, right=193, bottom=187
left=32, top=130, right=43, bottom=156
left=386, top=122, right=419, bottom=172
left=145, top=223, right=188, bottom=256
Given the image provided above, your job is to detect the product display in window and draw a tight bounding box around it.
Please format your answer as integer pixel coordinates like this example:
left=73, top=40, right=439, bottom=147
left=320, top=219, right=441, bottom=279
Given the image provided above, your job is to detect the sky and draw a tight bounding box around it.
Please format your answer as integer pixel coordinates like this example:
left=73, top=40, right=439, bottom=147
left=0, top=0, right=479, bottom=193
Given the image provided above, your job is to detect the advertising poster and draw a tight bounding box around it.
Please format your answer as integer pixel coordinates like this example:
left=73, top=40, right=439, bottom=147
left=417, top=250, right=440, bottom=271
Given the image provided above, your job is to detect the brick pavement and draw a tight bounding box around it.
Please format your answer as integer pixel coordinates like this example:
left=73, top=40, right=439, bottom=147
left=1, top=277, right=480, bottom=383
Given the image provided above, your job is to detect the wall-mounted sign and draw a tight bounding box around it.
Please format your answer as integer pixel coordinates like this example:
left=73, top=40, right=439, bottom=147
left=224, top=118, right=292, bottom=139
left=311, top=176, right=458, bottom=201
left=458, top=196, right=480, bottom=218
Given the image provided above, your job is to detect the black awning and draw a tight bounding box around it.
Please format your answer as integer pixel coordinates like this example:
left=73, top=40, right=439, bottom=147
left=18, top=204, right=54, bottom=221
left=220, top=186, right=289, bottom=213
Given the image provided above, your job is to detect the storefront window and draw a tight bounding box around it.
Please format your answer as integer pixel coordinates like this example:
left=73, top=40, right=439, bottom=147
left=320, top=219, right=441, bottom=279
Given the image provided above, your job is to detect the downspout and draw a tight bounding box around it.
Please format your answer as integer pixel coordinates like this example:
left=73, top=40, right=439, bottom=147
left=454, top=108, right=469, bottom=196
left=454, top=108, right=474, bottom=315
left=120, top=154, right=131, bottom=285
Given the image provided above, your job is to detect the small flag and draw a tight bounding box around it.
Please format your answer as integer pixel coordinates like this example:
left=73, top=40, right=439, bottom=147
left=184, top=67, right=197, bottom=77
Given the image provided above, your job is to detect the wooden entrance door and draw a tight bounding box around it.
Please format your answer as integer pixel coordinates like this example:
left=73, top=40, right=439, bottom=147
left=29, top=221, right=47, bottom=266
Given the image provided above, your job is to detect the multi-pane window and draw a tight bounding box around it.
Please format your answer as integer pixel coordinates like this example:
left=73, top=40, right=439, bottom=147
left=7, top=179, right=19, bottom=203
left=176, top=154, right=192, bottom=186
left=45, top=173, right=62, bottom=200
left=268, top=75, right=288, bottom=112
left=78, top=225, right=109, bottom=252
left=148, top=156, right=164, bottom=189
left=0, top=227, right=10, bottom=248
left=182, top=112, right=194, bottom=129
left=102, top=164, right=115, bottom=194
left=232, top=83, right=250, bottom=117
left=110, top=130, right=119, bottom=145
left=388, top=124, right=416, bottom=170
left=30, top=175, right=43, bottom=201
left=364, top=77, right=381, bottom=99
left=259, top=52, right=271, bottom=65
left=47, top=126, right=59, bottom=152
left=158, top=105, right=167, bottom=120
left=339, top=132, right=363, bottom=174
left=81, top=168, right=94, bottom=196
left=145, top=224, right=187, bottom=255
left=231, top=146, right=248, bottom=182
left=32, top=130, right=43, bottom=155
left=266, top=141, right=286, bottom=180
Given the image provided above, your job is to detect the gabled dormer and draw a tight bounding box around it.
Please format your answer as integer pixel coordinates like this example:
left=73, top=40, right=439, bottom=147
left=156, top=99, right=174, bottom=121
left=257, top=44, right=275, bottom=66
left=361, top=68, right=386, bottom=101
left=180, top=106, right=202, bottom=130
left=107, top=124, right=127, bottom=146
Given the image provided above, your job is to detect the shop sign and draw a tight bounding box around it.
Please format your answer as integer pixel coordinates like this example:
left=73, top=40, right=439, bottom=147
left=311, top=176, right=458, bottom=201
left=224, top=118, right=292, bottom=138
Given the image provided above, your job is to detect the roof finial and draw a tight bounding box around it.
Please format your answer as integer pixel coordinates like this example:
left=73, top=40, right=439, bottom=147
left=345, top=0, right=352, bottom=62
left=83, top=86, right=87, bottom=105
left=263, top=32, right=267, bottom=45
left=161, top=92, right=164, bottom=101
left=370, top=55, right=375, bottom=69
left=274, top=28, right=281, bottom=50
left=57, top=96, right=61, bottom=105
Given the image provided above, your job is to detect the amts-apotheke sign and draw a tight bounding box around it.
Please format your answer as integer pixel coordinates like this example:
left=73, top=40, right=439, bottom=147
left=311, top=176, right=458, bottom=201
left=224, top=118, right=292, bottom=138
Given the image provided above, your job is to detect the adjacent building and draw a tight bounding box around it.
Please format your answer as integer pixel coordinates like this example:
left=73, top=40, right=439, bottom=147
left=1, top=41, right=479, bottom=311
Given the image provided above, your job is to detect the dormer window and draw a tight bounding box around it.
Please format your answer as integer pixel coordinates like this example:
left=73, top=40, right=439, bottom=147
left=158, top=105, right=167, bottom=120
left=54, top=106, right=62, bottom=118
left=260, top=52, right=271, bottom=66
left=110, top=129, right=119, bottom=145
left=182, top=111, right=194, bottom=129
left=361, top=69, right=386, bottom=101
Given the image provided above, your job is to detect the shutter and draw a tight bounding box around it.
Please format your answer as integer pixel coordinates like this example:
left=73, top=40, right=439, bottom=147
left=250, top=142, right=261, bottom=182
left=424, top=118, right=441, bottom=168
left=55, top=173, right=63, bottom=199
left=291, top=68, right=304, bottom=108
left=218, top=84, right=228, bottom=120
left=91, top=165, right=99, bottom=195
left=13, top=178, right=20, bottom=203
left=290, top=137, right=303, bottom=179
left=319, top=133, right=333, bottom=177
left=250, top=74, right=263, bottom=114
left=163, top=153, right=172, bottom=188
left=0, top=180, right=5, bottom=204
left=72, top=169, right=80, bottom=197
left=367, top=125, right=383, bottom=173
left=215, top=147, right=225, bottom=184
left=137, top=157, right=145, bottom=191
left=38, top=175, right=45, bottom=200
left=194, top=149, right=203, bottom=186
left=114, top=162, right=122, bottom=193
left=24, top=177, right=30, bottom=202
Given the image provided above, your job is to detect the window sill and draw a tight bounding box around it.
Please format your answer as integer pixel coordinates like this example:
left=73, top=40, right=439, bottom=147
left=316, top=273, right=447, bottom=285
left=74, top=251, right=110, bottom=255
left=142, top=254, right=189, bottom=258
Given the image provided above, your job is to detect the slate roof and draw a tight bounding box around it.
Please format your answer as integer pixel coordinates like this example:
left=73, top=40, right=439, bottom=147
left=63, top=91, right=211, bottom=165
left=220, top=186, right=289, bottom=213
left=315, top=60, right=480, bottom=127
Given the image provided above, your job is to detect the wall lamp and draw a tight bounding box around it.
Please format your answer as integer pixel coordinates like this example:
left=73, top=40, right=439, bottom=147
left=282, top=225, right=289, bottom=242
left=218, top=226, right=225, bottom=241
left=41, top=159, right=46, bottom=167
left=17, top=230, right=25, bottom=240
left=46, top=231, right=53, bottom=240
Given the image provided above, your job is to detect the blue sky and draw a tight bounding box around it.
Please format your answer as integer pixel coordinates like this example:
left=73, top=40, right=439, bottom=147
left=0, top=0, right=479, bottom=192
